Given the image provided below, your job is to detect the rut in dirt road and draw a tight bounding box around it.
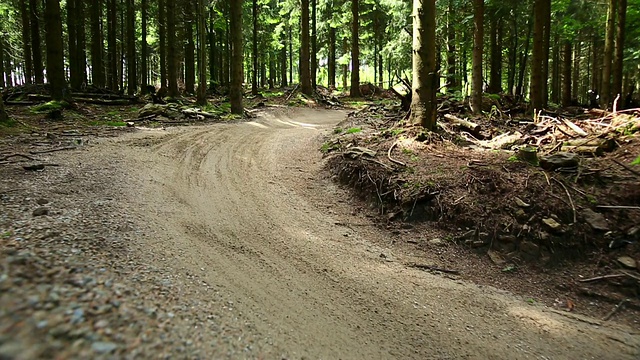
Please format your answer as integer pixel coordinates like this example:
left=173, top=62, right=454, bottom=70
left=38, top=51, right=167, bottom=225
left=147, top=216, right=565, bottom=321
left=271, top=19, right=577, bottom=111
left=121, top=108, right=639, bottom=359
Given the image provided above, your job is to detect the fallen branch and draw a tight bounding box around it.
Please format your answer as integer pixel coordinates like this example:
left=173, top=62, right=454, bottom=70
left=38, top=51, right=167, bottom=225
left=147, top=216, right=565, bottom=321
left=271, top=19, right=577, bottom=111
left=407, top=263, right=460, bottom=275
left=611, top=159, right=640, bottom=176
left=596, top=205, right=640, bottom=210
left=387, top=142, right=406, bottom=167
left=0, top=153, right=39, bottom=162
left=577, top=274, right=625, bottom=283
left=29, top=146, right=76, bottom=155
left=602, top=299, right=629, bottom=321
left=443, top=114, right=480, bottom=133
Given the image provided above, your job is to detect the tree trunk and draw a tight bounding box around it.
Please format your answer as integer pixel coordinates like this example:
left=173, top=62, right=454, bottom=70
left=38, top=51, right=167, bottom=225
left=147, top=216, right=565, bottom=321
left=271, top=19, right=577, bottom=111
left=107, top=0, right=118, bottom=90
left=208, top=8, right=216, bottom=88
left=30, top=0, right=43, bottom=84
left=185, top=0, right=196, bottom=94
left=19, top=0, right=32, bottom=85
left=470, top=0, right=484, bottom=114
left=411, top=0, right=437, bottom=130
left=446, top=0, right=457, bottom=92
left=67, top=0, right=78, bottom=89
left=488, top=16, right=502, bottom=94
left=541, top=0, right=551, bottom=106
left=562, top=41, right=572, bottom=107
left=77, top=0, right=87, bottom=87
left=530, top=0, right=549, bottom=111
left=328, top=25, right=336, bottom=88
left=159, top=0, right=167, bottom=91
left=300, top=0, right=312, bottom=95
left=196, top=0, right=207, bottom=105
left=572, top=41, right=580, bottom=102
left=44, top=0, right=66, bottom=101
left=550, top=34, right=560, bottom=104
left=252, top=0, right=258, bottom=95
left=516, top=19, right=532, bottom=98
left=167, top=0, right=178, bottom=97
left=0, top=95, right=7, bottom=122
left=601, top=0, right=617, bottom=109
left=281, top=30, right=288, bottom=87
left=0, top=36, right=5, bottom=88
left=612, top=0, right=626, bottom=101
left=342, top=37, right=348, bottom=90
left=289, top=25, right=293, bottom=84
left=126, top=0, right=136, bottom=95
left=311, top=0, right=317, bottom=89
left=91, top=0, right=105, bottom=88
left=349, top=0, right=361, bottom=97
left=141, top=0, right=148, bottom=90
left=230, top=0, right=243, bottom=114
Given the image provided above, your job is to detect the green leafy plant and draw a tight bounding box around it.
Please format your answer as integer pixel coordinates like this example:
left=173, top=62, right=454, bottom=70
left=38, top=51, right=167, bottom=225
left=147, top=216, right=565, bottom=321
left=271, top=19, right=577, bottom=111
left=631, top=156, right=640, bottom=166
left=345, top=127, right=362, bottom=134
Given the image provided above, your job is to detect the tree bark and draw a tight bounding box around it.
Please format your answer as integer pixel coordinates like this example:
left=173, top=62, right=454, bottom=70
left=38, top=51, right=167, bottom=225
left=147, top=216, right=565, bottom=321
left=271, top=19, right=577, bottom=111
left=281, top=30, right=288, bottom=87
left=67, top=0, right=78, bottom=88
left=126, top=0, right=137, bottom=95
left=230, top=0, right=243, bottom=114
left=300, top=0, right=312, bottom=95
left=349, top=0, right=361, bottom=97
left=328, top=25, right=336, bottom=88
left=77, top=0, right=87, bottom=87
left=107, top=0, right=118, bottom=90
left=562, top=41, right=572, bottom=107
left=601, top=0, right=617, bottom=109
left=252, top=0, right=258, bottom=95
left=541, top=0, right=551, bottom=106
left=19, top=0, right=32, bottom=85
left=44, top=0, right=66, bottom=101
left=612, top=0, right=626, bottom=101
left=471, top=0, right=484, bottom=114
left=159, top=0, right=167, bottom=91
left=141, top=0, right=148, bottom=90
left=411, top=0, right=437, bottom=130
left=0, top=95, right=7, bottom=122
left=185, top=0, right=196, bottom=94
left=311, top=0, right=317, bottom=89
left=167, top=0, right=178, bottom=97
left=196, top=0, right=207, bottom=105
left=488, top=15, right=502, bottom=94
left=530, top=0, right=549, bottom=111
left=446, top=0, right=457, bottom=92
left=29, top=0, right=43, bottom=84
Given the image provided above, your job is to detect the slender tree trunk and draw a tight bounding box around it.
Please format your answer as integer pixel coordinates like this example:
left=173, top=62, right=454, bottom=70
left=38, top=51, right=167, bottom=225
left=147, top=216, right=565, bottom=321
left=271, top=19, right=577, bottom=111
left=118, top=0, right=124, bottom=92
left=19, top=0, right=32, bottom=85
left=591, top=35, right=600, bottom=93
left=311, top=0, right=317, bottom=89
left=300, top=0, right=312, bottom=95
left=269, top=51, right=275, bottom=89
left=342, top=37, right=348, bottom=90
left=230, top=0, right=243, bottom=114
left=572, top=41, right=580, bottom=103
left=185, top=0, right=196, bottom=94
left=44, top=0, right=66, bottom=101
left=612, top=0, right=626, bottom=101
left=77, top=0, right=87, bottom=87
left=411, top=0, right=437, bottom=130
left=0, top=95, right=6, bottom=122
left=561, top=41, right=572, bottom=107
left=516, top=19, right=532, bottom=98
left=67, top=0, right=78, bottom=88
left=141, top=0, right=148, bottom=90
left=0, top=36, right=5, bottom=88
left=471, top=0, right=484, bottom=113
left=167, top=0, right=178, bottom=97
left=328, top=26, right=336, bottom=88
left=196, top=0, right=207, bottom=105
left=541, top=0, right=551, bottom=106
left=289, top=25, right=293, bottom=84
left=208, top=8, right=216, bottom=88
left=601, top=0, right=617, bottom=109
left=159, top=0, right=167, bottom=91
left=349, top=0, right=361, bottom=97
left=446, top=0, right=457, bottom=92
left=530, top=0, right=549, bottom=111
left=29, top=0, right=43, bottom=84
left=551, top=34, right=560, bottom=104
left=252, top=0, right=258, bottom=95
left=107, top=0, right=118, bottom=90
left=126, top=0, right=137, bottom=95
left=378, top=54, right=383, bottom=88
left=281, top=31, right=288, bottom=87
left=488, top=16, right=501, bottom=93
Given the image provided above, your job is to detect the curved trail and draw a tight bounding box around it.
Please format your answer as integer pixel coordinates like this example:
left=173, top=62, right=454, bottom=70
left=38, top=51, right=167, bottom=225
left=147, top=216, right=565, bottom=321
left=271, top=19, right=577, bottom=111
left=115, top=108, right=638, bottom=359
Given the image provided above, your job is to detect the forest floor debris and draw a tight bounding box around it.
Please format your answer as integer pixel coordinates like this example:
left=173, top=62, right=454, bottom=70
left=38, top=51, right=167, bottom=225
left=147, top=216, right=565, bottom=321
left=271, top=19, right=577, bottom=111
left=323, top=94, right=640, bottom=324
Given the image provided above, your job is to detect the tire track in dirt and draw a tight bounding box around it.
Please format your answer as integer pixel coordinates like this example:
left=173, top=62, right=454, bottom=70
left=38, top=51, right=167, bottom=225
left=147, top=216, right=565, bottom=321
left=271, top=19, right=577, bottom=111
left=115, top=108, right=639, bottom=359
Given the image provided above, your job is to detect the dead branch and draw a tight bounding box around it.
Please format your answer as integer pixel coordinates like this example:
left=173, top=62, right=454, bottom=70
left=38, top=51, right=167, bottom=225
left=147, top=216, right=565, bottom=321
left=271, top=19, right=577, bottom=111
left=29, top=146, right=76, bottom=155
left=387, top=142, right=406, bottom=167
left=611, top=159, right=640, bottom=176
left=577, top=274, right=626, bottom=283
left=0, top=153, right=39, bottom=162
left=596, top=205, right=640, bottom=210
left=407, top=263, right=460, bottom=275
left=553, top=178, right=576, bottom=223
left=602, top=299, right=629, bottom=321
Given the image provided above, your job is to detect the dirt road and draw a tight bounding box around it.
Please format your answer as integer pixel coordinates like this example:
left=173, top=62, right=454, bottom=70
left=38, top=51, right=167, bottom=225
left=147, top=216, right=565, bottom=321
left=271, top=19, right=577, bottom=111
left=109, top=108, right=638, bottom=359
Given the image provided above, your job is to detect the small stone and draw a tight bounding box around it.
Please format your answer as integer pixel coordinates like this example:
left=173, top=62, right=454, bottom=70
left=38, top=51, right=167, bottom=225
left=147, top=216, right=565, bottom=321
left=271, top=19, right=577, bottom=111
left=91, top=341, right=118, bottom=354
left=514, top=209, right=527, bottom=221
left=36, top=198, right=49, bottom=205
left=617, top=256, right=637, bottom=269
left=32, top=207, right=49, bottom=216
left=429, top=238, right=446, bottom=247
left=520, top=241, right=540, bottom=256
left=94, top=320, right=109, bottom=329
left=583, top=209, right=609, bottom=231
left=542, top=218, right=562, bottom=232
left=540, top=152, right=579, bottom=170
left=514, top=197, right=530, bottom=208
left=627, top=226, right=639, bottom=240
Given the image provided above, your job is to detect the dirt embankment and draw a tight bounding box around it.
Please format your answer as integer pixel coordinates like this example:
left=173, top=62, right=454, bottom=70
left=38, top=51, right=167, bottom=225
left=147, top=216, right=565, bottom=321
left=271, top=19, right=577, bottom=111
left=1, top=107, right=639, bottom=359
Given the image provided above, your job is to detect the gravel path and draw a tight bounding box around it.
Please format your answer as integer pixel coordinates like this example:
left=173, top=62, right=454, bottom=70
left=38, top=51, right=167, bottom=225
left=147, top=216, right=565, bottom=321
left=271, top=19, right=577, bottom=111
left=1, top=108, right=639, bottom=359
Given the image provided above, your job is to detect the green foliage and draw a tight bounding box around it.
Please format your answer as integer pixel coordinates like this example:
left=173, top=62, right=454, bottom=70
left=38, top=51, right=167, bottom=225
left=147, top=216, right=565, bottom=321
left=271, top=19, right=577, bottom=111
left=345, top=127, right=362, bottom=134
left=631, top=156, right=640, bottom=166
left=30, top=101, right=70, bottom=114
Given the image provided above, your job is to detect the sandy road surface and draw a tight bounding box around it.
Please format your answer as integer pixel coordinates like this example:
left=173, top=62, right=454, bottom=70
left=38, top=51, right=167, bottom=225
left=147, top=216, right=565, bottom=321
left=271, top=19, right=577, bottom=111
left=113, top=108, right=639, bottom=359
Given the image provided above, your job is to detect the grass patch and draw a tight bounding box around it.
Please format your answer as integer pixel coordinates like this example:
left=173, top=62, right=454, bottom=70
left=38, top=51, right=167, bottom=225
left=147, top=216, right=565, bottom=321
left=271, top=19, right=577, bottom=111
left=89, top=120, right=127, bottom=127
left=345, top=127, right=362, bottom=134
left=333, top=127, right=343, bottom=134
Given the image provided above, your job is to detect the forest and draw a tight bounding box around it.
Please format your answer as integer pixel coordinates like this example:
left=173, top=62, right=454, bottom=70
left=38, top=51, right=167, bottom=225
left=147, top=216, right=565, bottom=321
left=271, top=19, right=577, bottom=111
left=0, top=0, right=638, bottom=123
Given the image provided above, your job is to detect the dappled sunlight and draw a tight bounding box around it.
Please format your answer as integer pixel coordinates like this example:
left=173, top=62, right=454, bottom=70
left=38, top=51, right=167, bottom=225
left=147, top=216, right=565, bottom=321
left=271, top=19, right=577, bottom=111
left=247, top=121, right=269, bottom=129
left=508, top=306, right=569, bottom=337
